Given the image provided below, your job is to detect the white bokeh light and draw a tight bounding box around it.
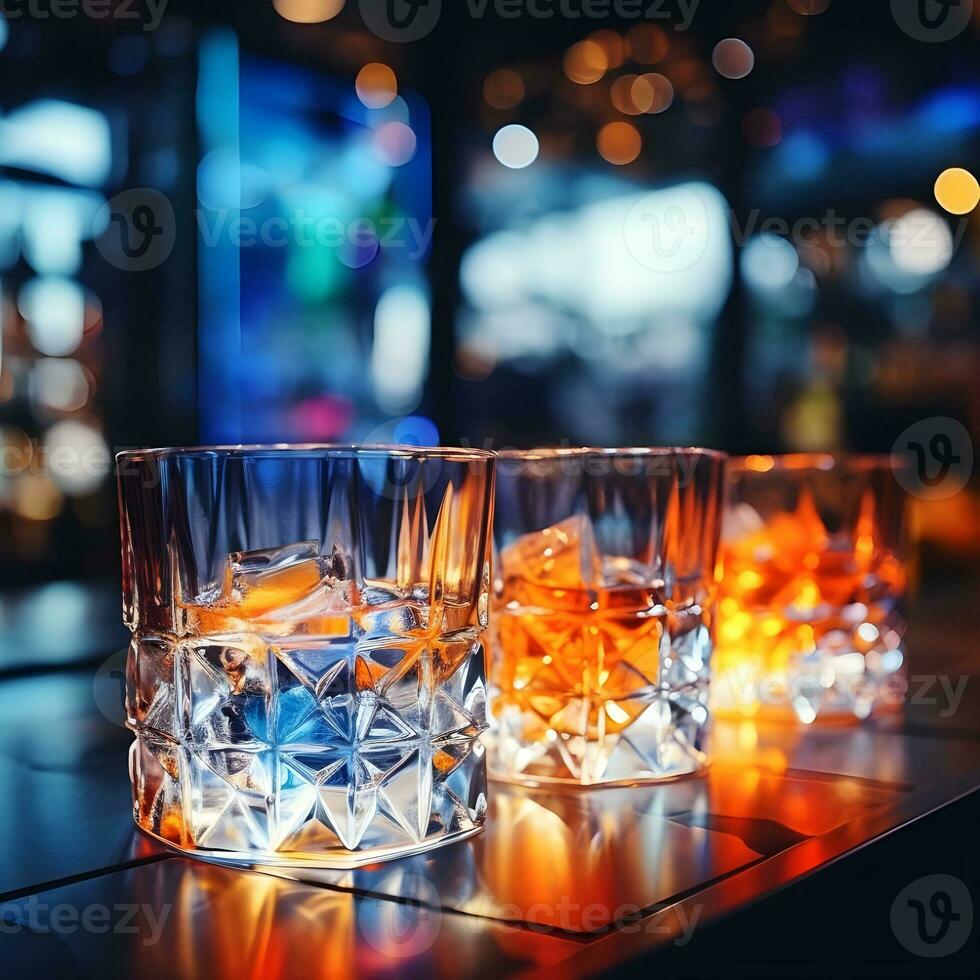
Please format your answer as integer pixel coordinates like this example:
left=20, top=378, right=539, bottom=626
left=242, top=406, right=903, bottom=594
left=18, top=277, right=86, bottom=356
left=492, top=125, right=539, bottom=169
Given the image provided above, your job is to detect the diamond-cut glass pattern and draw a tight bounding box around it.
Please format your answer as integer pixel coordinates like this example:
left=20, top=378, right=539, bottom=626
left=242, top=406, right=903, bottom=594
left=489, top=450, right=725, bottom=786
left=714, top=456, right=909, bottom=723
left=119, top=447, right=494, bottom=867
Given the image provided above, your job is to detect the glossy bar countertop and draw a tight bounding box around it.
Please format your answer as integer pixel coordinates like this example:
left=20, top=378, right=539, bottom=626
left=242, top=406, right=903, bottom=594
left=0, top=582, right=978, bottom=977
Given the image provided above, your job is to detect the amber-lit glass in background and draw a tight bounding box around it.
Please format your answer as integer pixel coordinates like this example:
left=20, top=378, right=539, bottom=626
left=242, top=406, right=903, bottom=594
left=488, top=448, right=726, bottom=786
left=118, top=445, right=495, bottom=868
left=714, top=455, right=909, bottom=724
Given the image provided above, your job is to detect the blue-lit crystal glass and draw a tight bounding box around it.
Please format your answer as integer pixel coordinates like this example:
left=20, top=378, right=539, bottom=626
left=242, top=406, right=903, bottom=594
left=118, top=446, right=495, bottom=868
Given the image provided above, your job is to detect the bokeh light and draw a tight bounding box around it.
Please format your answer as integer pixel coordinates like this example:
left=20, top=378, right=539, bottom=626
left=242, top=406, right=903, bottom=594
left=712, top=39, right=755, bottom=79
left=272, top=0, right=344, bottom=23
left=934, top=167, right=980, bottom=215
left=43, top=420, right=109, bottom=495
left=589, top=30, right=626, bottom=70
left=18, top=277, right=86, bottom=356
left=597, top=122, right=641, bottom=166
left=638, top=73, right=674, bottom=113
left=355, top=63, right=398, bottom=110
left=563, top=40, right=607, bottom=85
left=12, top=473, right=62, bottom=522
left=888, top=208, right=953, bottom=276
left=483, top=69, right=525, bottom=110
left=492, top=124, right=539, bottom=169
left=31, top=359, right=89, bottom=413
left=627, top=23, right=668, bottom=64
left=611, top=74, right=643, bottom=115
left=742, top=234, right=800, bottom=291
left=373, top=121, right=417, bottom=166
left=768, top=1, right=806, bottom=38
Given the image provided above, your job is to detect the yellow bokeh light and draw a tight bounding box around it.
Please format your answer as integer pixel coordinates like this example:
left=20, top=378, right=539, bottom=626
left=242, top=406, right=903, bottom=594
left=355, top=63, right=397, bottom=110
left=273, top=0, right=345, bottom=24
left=934, top=167, right=980, bottom=215
left=596, top=121, right=641, bottom=165
left=610, top=74, right=642, bottom=115
left=564, top=40, right=607, bottom=85
left=589, top=29, right=626, bottom=69
left=745, top=454, right=775, bottom=472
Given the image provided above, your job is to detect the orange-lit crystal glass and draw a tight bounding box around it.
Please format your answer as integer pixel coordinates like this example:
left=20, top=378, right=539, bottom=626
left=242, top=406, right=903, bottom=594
left=488, top=448, right=726, bottom=786
left=714, top=455, right=909, bottom=724
left=118, top=445, right=495, bottom=868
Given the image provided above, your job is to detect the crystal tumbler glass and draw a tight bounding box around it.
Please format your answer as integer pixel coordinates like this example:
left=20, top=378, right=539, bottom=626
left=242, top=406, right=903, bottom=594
left=713, top=455, right=909, bottom=724
left=488, top=448, right=726, bottom=786
left=118, top=445, right=495, bottom=868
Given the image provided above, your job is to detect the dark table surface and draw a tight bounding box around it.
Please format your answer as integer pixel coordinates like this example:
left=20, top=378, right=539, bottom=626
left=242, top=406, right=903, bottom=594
left=0, top=581, right=978, bottom=978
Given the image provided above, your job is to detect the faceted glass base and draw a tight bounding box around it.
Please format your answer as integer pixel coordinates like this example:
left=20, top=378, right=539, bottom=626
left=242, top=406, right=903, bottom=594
left=488, top=607, right=711, bottom=787
left=129, top=633, right=489, bottom=868
left=487, top=685, right=709, bottom=787
left=135, top=814, right=485, bottom=870
left=713, top=617, right=907, bottom=725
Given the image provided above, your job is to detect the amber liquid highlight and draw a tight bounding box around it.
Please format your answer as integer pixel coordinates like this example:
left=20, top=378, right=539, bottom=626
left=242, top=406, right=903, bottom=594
left=715, top=489, right=906, bottom=721
left=489, top=517, right=711, bottom=784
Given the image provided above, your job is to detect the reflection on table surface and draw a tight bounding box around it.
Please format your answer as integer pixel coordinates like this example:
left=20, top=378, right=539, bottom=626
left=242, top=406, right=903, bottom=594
left=0, top=581, right=978, bottom=976
left=272, top=751, right=901, bottom=931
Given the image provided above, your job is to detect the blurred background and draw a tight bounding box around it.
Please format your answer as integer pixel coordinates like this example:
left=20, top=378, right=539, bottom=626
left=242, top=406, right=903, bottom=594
left=0, top=0, right=977, bottom=663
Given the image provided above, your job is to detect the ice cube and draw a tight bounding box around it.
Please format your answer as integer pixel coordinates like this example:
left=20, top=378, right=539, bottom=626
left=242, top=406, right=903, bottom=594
left=213, top=541, right=324, bottom=622
left=500, top=514, right=602, bottom=591
left=190, top=541, right=360, bottom=636
left=721, top=502, right=765, bottom=542
left=227, top=540, right=322, bottom=597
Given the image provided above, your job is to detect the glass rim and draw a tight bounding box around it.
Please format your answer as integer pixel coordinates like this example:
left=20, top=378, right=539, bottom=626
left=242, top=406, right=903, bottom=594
left=115, top=443, right=495, bottom=464
left=493, top=445, right=727, bottom=461
left=731, top=452, right=901, bottom=473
